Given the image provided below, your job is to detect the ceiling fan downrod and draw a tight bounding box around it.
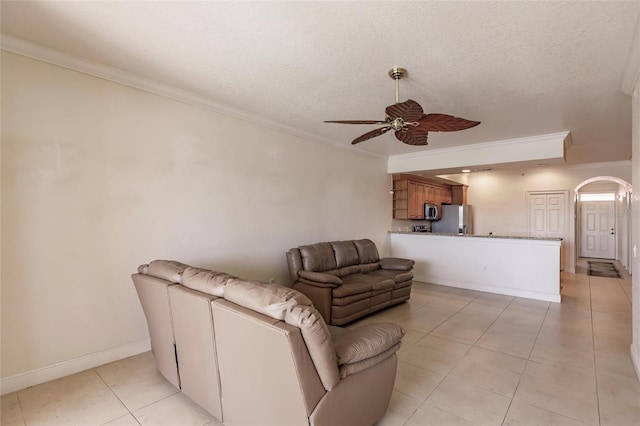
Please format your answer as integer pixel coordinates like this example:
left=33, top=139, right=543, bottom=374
left=388, top=67, right=406, bottom=104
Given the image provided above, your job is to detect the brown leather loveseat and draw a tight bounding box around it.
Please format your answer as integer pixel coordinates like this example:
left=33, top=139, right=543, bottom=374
left=286, top=239, right=415, bottom=325
left=132, top=260, right=405, bottom=426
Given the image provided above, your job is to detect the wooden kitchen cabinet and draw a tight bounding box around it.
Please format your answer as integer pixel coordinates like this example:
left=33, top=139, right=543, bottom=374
left=392, top=174, right=459, bottom=220
left=451, top=185, right=468, bottom=204
left=408, top=181, right=421, bottom=219
left=443, top=189, right=452, bottom=204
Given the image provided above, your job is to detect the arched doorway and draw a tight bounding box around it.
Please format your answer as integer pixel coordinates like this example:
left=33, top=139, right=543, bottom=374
left=574, top=176, right=633, bottom=272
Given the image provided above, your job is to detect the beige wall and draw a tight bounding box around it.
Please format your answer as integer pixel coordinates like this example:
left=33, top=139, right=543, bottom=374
left=463, top=165, right=631, bottom=235
left=451, top=163, right=632, bottom=273
left=0, top=52, right=391, bottom=379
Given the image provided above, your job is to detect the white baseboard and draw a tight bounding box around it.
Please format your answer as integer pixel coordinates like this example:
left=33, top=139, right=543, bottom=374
left=1, top=339, right=151, bottom=395
left=414, top=275, right=562, bottom=303
left=631, top=344, right=640, bottom=382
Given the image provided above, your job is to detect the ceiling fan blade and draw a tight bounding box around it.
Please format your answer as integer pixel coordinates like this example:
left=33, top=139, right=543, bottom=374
left=385, top=99, right=424, bottom=121
left=395, top=128, right=429, bottom=146
left=352, top=126, right=392, bottom=145
left=416, top=113, right=481, bottom=132
left=324, top=120, right=387, bottom=125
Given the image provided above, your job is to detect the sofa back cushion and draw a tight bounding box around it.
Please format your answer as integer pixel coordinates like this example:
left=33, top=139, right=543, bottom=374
left=181, top=267, right=237, bottom=297
left=354, top=239, right=380, bottom=264
left=299, top=242, right=338, bottom=272
left=330, top=241, right=360, bottom=268
left=223, top=279, right=312, bottom=320
left=222, top=279, right=340, bottom=391
left=145, top=260, right=191, bottom=283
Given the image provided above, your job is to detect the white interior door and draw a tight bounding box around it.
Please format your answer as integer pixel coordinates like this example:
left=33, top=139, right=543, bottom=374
left=580, top=201, right=615, bottom=259
left=529, top=192, right=567, bottom=270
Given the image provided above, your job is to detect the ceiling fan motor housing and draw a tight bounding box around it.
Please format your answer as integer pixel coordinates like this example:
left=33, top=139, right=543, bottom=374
left=388, top=67, right=406, bottom=80
left=391, top=117, right=406, bottom=131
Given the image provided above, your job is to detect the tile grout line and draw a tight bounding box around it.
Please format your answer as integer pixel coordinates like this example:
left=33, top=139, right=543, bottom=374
left=588, top=275, right=602, bottom=426
left=13, top=391, right=27, bottom=426
left=502, top=299, right=553, bottom=425
left=425, top=293, right=526, bottom=426
left=475, top=295, right=529, bottom=426
left=93, top=367, right=142, bottom=426
left=400, top=291, right=499, bottom=426
left=472, top=295, right=519, bottom=348
left=416, top=290, right=485, bottom=345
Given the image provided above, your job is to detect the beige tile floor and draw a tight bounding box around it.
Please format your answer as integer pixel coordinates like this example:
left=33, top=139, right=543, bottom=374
left=2, top=259, right=638, bottom=425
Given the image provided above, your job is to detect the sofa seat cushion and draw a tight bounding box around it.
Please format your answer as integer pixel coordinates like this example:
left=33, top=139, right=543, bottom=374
left=333, top=323, right=405, bottom=365
left=393, top=280, right=413, bottom=290
left=332, top=280, right=373, bottom=298
left=336, top=265, right=361, bottom=277
left=367, top=269, right=413, bottom=285
left=332, top=291, right=372, bottom=306
left=342, top=274, right=394, bottom=292
left=360, top=262, right=381, bottom=274
left=331, top=301, right=370, bottom=326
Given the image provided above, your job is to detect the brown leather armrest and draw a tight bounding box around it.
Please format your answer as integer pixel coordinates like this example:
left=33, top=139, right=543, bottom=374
left=380, top=257, right=415, bottom=271
left=298, top=270, right=343, bottom=285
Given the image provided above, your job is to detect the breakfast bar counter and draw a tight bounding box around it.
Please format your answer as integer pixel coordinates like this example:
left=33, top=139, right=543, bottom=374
left=388, top=231, right=562, bottom=302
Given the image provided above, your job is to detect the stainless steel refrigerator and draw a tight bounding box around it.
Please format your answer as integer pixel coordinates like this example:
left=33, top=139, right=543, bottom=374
left=432, top=204, right=473, bottom=234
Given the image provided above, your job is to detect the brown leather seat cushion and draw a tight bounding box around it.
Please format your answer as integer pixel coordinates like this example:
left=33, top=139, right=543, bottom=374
left=367, top=269, right=413, bottom=285
left=340, top=274, right=393, bottom=292
left=332, top=280, right=373, bottom=297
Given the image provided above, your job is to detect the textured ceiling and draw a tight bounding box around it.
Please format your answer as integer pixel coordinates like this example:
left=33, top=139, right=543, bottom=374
left=2, top=1, right=639, bottom=165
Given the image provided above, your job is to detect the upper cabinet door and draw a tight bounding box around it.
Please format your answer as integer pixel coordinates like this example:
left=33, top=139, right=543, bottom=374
left=392, top=174, right=462, bottom=219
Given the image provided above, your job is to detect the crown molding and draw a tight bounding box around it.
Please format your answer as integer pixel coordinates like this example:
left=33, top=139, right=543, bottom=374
left=388, top=132, right=571, bottom=162
left=387, top=132, right=570, bottom=174
left=564, top=160, right=632, bottom=170
left=0, top=34, right=384, bottom=159
left=621, top=15, right=640, bottom=95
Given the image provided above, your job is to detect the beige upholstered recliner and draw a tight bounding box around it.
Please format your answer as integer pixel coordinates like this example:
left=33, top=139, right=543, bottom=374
left=133, top=260, right=405, bottom=426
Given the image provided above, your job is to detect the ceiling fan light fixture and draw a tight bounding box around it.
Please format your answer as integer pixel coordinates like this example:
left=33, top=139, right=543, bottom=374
left=324, top=67, right=480, bottom=146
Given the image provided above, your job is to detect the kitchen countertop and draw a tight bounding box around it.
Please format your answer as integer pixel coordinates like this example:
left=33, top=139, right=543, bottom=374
left=388, top=230, right=562, bottom=241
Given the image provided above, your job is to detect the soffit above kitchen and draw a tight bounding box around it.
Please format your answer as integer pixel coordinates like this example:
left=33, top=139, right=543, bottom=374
left=1, top=1, right=638, bottom=164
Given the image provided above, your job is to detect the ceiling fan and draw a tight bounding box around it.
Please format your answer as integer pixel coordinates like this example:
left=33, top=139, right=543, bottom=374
left=325, top=67, right=480, bottom=146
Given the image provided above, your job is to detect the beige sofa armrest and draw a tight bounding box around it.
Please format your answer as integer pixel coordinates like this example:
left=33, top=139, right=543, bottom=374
left=337, top=343, right=401, bottom=379
left=380, top=257, right=415, bottom=271
left=332, top=323, right=404, bottom=378
left=298, top=270, right=343, bottom=286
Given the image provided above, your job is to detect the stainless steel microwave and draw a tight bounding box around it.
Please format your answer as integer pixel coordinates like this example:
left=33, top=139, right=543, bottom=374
left=424, top=203, right=438, bottom=220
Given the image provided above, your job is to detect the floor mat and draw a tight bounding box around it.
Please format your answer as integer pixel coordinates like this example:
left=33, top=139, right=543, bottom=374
left=587, top=261, right=621, bottom=278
